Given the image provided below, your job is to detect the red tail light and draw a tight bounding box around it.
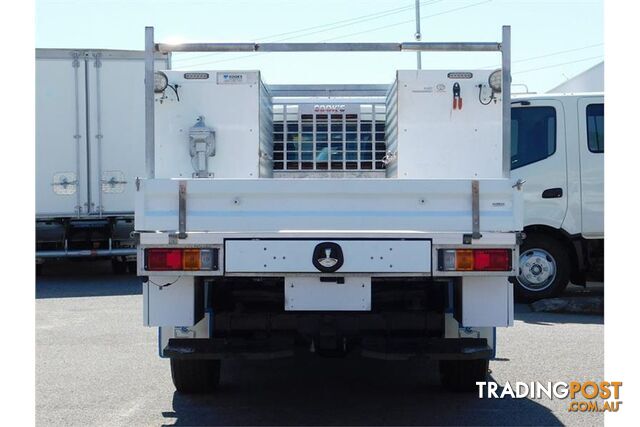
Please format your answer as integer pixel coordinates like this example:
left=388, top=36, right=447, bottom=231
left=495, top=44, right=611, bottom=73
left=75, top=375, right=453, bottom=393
left=473, top=249, right=511, bottom=271
left=144, top=248, right=218, bottom=271
left=145, top=249, right=183, bottom=271
left=439, top=248, right=512, bottom=271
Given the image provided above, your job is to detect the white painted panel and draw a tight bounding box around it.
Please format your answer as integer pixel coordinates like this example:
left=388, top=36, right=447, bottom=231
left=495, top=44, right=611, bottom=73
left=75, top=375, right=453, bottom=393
left=36, top=56, right=88, bottom=216
left=135, top=178, right=521, bottom=234
left=577, top=96, right=604, bottom=238
left=511, top=100, right=568, bottom=230
left=37, top=51, right=170, bottom=218
left=154, top=70, right=271, bottom=179
left=144, top=276, right=198, bottom=326
left=388, top=70, right=503, bottom=179
left=87, top=57, right=168, bottom=214
left=284, top=276, right=371, bottom=311
left=459, top=277, right=513, bottom=327
left=158, top=315, right=211, bottom=357
left=225, top=239, right=431, bottom=273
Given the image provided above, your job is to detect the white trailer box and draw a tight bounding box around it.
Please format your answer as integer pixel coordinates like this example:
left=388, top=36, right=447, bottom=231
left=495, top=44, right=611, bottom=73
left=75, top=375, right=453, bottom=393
left=155, top=70, right=272, bottom=179
left=36, top=49, right=169, bottom=266
left=36, top=49, right=170, bottom=217
left=386, top=70, right=503, bottom=179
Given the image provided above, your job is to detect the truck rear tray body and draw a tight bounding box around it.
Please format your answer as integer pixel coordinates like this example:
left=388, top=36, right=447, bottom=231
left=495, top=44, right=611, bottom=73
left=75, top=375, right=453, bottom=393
left=135, top=178, right=521, bottom=234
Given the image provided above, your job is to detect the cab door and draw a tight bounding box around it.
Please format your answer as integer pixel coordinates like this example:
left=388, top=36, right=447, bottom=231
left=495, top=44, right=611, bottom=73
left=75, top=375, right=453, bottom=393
left=511, top=100, right=567, bottom=229
left=577, top=97, right=604, bottom=238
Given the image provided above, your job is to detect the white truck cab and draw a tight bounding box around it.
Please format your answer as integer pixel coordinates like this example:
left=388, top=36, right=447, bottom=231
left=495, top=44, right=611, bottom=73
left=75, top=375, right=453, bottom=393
left=510, top=93, right=604, bottom=300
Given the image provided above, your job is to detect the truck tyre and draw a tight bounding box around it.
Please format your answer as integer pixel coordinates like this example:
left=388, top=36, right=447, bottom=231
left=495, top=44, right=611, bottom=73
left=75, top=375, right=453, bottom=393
left=513, top=233, right=570, bottom=302
left=439, top=359, right=488, bottom=392
left=170, top=358, right=221, bottom=394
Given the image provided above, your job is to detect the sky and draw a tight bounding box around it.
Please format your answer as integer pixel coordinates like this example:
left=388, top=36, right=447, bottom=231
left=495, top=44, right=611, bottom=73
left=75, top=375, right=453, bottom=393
left=35, top=0, right=603, bottom=93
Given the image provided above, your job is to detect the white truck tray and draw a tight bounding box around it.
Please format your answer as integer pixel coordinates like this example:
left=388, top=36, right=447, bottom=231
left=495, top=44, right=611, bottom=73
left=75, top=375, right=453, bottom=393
left=135, top=178, right=521, bottom=234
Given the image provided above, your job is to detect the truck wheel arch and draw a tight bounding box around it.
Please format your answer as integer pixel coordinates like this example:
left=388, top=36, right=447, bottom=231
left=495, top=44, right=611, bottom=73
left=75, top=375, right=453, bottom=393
left=522, top=225, right=584, bottom=286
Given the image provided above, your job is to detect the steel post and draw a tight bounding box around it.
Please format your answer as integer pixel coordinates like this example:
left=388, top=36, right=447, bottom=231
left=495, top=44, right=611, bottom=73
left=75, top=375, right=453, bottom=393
left=501, top=25, right=511, bottom=178
left=145, top=26, right=155, bottom=179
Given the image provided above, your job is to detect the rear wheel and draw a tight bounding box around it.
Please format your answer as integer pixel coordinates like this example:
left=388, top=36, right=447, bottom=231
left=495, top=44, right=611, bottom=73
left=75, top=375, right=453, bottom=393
left=513, top=233, right=570, bottom=302
left=170, top=359, right=221, bottom=394
left=439, top=359, right=488, bottom=392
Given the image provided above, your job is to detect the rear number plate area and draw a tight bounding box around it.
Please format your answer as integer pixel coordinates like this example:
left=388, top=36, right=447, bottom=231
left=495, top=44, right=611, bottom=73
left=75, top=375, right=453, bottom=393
left=285, top=276, right=371, bottom=311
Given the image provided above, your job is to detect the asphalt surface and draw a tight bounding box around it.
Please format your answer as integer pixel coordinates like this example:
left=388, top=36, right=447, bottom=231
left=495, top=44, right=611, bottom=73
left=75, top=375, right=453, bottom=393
left=36, top=261, right=604, bottom=426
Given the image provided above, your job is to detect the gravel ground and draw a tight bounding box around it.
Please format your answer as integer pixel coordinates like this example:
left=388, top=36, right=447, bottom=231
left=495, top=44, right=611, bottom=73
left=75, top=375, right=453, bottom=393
left=36, top=261, right=604, bottom=426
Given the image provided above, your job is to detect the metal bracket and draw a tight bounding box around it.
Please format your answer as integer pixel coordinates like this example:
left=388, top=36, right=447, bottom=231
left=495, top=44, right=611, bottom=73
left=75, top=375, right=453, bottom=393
left=178, top=180, right=187, bottom=239
left=101, top=172, right=127, bottom=193
left=471, top=180, right=482, bottom=240
left=93, top=52, right=102, bottom=68
left=382, top=151, right=398, bottom=165
left=512, top=178, right=526, bottom=190
left=71, top=51, right=80, bottom=68
left=131, top=231, right=141, bottom=246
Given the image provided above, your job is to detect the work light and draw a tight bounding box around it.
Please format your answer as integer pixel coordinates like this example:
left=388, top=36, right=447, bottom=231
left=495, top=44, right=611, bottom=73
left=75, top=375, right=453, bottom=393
left=488, top=69, right=502, bottom=93
left=154, top=71, right=168, bottom=93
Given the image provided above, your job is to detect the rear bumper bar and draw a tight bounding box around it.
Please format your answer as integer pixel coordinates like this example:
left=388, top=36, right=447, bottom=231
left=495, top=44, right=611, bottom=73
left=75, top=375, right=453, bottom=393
left=163, top=337, right=492, bottom=361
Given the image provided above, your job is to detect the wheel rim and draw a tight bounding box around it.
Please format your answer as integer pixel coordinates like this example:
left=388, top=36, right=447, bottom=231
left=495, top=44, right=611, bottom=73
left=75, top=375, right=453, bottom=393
left=517, top=248, right=557, bottom=292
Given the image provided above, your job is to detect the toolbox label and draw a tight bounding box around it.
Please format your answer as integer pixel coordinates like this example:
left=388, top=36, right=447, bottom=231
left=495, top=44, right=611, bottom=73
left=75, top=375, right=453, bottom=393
left=217, top=72, right=248, bottom=84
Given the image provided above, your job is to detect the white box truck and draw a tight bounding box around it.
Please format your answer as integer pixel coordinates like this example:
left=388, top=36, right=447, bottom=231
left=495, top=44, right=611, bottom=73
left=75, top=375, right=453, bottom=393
left=510, top=93, right=604, bottom=300
left=136, top=26, right=522, bottom=393
left=35, top=49, right=170, bottom=273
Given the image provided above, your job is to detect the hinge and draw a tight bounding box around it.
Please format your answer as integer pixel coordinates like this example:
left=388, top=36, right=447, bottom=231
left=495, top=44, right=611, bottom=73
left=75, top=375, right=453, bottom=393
left=71, top=52, right=80, bottom=68
left=93, top=52, right=102, bottom=68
